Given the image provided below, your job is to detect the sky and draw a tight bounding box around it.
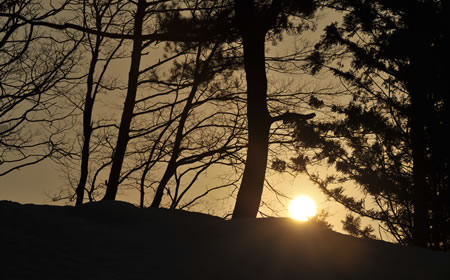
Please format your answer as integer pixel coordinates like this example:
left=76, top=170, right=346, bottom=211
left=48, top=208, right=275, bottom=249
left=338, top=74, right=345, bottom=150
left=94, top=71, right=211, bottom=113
left=2, top=200, right=449, bottom=280
left=1, top=159, right=61, bottom=204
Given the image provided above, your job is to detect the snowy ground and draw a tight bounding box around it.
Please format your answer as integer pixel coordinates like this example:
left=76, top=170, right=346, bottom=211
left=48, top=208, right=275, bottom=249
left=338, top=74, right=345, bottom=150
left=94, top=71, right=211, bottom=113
left=1, top=200, right=449, bottom=280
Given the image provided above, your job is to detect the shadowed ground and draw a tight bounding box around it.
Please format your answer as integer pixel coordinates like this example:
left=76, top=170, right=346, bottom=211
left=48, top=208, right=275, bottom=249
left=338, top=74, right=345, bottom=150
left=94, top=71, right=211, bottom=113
left=1, top=200, right=449, bottom=280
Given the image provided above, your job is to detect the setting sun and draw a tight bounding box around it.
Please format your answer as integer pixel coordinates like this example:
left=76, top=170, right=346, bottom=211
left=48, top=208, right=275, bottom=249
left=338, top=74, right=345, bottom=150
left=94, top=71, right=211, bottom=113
left=289, top=196, right=317, bottom=221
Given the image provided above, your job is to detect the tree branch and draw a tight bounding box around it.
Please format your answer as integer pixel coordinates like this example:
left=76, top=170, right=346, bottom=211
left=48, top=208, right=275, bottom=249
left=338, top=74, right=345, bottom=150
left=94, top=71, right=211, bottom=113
left=270, top=111, right=315, bottom=124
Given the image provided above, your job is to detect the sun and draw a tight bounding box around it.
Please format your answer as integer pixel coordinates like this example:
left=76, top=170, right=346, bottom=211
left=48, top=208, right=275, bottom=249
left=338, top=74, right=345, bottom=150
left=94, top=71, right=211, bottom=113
left=289, top=195, right=317, bottom=221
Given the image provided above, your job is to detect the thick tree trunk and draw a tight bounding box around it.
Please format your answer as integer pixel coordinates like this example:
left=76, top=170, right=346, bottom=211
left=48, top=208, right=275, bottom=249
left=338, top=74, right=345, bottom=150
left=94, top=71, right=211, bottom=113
left=406, top=2, right=430, bottom=248
left=232, top=1, right=271, bottom=219
left=103, top=0, right=145, bottom=201
left=410, top=91, right=429, bottom=248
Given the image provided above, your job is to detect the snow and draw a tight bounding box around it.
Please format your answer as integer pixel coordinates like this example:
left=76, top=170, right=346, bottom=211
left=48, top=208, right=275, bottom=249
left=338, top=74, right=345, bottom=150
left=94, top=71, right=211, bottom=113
left=1, top=200, right=449, bottom=280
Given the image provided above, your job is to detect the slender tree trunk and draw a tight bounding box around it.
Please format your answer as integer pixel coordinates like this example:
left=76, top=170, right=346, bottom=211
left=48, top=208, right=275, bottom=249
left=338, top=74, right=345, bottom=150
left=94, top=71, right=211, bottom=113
left=150, top=47, right=204, bottom=208
left=232, top=1, right=271, bottom=219
left=139, top=164, right=149, bottom=208
left=103, top=0, right=145, bottom=200
left=75, top=85, right=94, bottom=205
left=139, top=122, right=171, bottom=208
left=150, top=159, right=177, bottom=207
left=75, top=33, right=101, bottom=206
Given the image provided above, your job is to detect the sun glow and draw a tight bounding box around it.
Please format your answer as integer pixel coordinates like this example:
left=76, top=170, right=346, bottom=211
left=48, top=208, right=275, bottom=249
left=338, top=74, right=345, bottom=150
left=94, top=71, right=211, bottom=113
left=289, top=195, right=317, bottom=221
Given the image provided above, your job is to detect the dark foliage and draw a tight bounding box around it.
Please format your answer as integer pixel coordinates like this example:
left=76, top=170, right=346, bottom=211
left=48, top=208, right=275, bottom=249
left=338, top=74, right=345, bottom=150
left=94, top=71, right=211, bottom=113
left=290, top=0, right=450, bottom=250
left=342, top=213, right=376, bottom=239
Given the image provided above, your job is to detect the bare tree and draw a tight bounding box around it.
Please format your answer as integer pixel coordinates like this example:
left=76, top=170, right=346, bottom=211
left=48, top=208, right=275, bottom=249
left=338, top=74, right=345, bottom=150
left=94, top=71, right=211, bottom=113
left=0, top=0, right=81, bottom=178
left=2, top=1, right=334, bottom=222
left=72, top=0, right=128, bottom=205
left=121, top=39, right=246, bottom=209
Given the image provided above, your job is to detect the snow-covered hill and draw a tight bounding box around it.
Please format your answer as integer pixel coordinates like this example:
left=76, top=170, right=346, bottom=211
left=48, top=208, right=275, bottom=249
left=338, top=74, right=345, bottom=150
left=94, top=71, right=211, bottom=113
left=1, top=200, right=449, bottom=279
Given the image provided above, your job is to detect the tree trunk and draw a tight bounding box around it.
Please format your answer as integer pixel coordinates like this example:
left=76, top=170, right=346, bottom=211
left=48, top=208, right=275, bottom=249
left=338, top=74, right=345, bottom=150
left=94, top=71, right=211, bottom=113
left=103, top=0, right=145, bottom=201
left=75, top=33, right=101, bottom=206
left=232, top=1, right=271, bottom=219
left=410, top=91, right=429, bottom=248
left=150, top=47, right=204, bottom=208
left=75, top=95, right=94, bottom=205
left=406, top=2, right=430, bottom=248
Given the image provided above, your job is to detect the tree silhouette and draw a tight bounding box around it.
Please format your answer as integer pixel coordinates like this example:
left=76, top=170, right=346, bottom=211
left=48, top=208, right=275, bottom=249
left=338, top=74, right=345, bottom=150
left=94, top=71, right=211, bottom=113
left=297, top=0, right=450, bottom=249
left=100, top=0, right=148, bottom=200
left=3, top=1, right=331, bottom=221
left=100, top=0, right=239, bottom=201
left=149, top=42, right=243, bottom=208
left=73, top=0, right=127, bottom=205
left=232, top=0, right=317, bottom=219
left=127, top=46, right=246, bottom=209
left=42, top=1, right=246, bottom=208
left=0, top=0, right=80, bottom=177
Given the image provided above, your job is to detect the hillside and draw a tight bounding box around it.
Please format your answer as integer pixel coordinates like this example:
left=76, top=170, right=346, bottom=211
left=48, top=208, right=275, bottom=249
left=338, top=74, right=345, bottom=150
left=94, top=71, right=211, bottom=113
left=1, top=200, right=449, bottom=279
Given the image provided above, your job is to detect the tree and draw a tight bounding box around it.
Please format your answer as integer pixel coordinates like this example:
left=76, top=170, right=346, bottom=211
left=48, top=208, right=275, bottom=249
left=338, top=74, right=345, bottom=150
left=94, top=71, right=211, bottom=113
left=73, top=0, right=127, bottom=205
left=0, top=0, right=80, bottom=177
left=148, top=42, right=244, bottom=208
left=232, top=0, right=317, bottom=218
left=342, top=213, right=375, bottom=239
left=101, top=0, right=149, bottom=200
left=3, top=1, right=330, bottom=221
left=29, top=0, right=247, bottom=208
left=77, top=0, right=320, bottom=215
left=122, top=37, right=246, bottom=209
left=100, top=0, right=241, bottom=201
left=296, top=0, right=450, bottom=249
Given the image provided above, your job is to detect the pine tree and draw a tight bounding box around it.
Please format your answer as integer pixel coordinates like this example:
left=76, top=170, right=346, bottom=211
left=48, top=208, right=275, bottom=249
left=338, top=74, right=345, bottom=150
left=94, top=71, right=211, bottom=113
left=295, top=0, right=450, bottom=250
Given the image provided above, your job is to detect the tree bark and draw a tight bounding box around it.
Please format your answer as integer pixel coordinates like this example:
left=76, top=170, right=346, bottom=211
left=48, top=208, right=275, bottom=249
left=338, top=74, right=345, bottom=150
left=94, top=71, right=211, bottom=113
left=103, top=0, right=145, bottom=201
left=232, top=0, right=271, bottom=219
